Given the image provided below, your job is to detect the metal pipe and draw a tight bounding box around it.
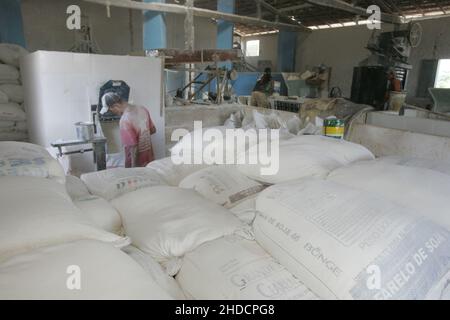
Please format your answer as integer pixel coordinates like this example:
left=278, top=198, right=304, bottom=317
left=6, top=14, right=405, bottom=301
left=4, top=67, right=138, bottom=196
left=83, top=0, right=311, bottom=32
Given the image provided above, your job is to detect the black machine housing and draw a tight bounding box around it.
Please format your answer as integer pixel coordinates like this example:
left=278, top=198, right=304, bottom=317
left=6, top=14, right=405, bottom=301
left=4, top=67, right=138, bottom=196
left=350, top=24, right=420, bottom=110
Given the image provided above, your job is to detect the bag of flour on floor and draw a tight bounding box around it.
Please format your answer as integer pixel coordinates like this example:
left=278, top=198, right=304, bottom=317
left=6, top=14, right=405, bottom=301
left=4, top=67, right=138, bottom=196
left=170, top=125, right=275, bottom=166
left=123, top=245, right=186, bottom=300
left=65, top=174, right=91, bottom=199
left=146, top=156, right=210, bottom=186
left=224, top=111, right=243, bottom=129
left=176, top=235, right=318, bottom=300
left=66, top=175, right=122, bottom=234
left=179, top=165, right=265, bottom=215
left=80, top=167, right=167, bottom=200
left=253, top=110, right=268, bottom=129
left=0, top=141, right=65, bottom=183
left=254, top=178, right=450, bottom=300
left=170, top=126, right=228, bottom=164
left=237, top=135, right=374, bottom=184
left=0, top=64, right=19, bottom=82
left=0, top=240, right=171, bottom=300
left=282, top=135, right=374, bottom=164
left=111, top=186, right=252, bottom=274
left=373, top=156, right=450, bottom=176
left=0, top=176, right=126, bottom=261
left=0, top=131, right=28, bottom=141
left=228, top=197, right=259, bottom=224
left=0, top=43, right=29, bottom=67
left=0, top=84, right=24, bottom=103
left=0, top=80, right=19, bottom=85
left=0, top=120, right=27, bottom=139
left=328, top=161, right=450, bottom=231
left=0, top=102, right=26, bottom=121
left=0, top=120, right=15, bottom=128
left=0, top=90, right=8, bottom=103
left=286, top=115, right=302, bottom=135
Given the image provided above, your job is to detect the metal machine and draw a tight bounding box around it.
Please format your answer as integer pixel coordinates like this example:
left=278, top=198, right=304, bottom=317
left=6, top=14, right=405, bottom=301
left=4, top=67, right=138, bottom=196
left=50, top=80, right=130, bottom=171
left=151, top=48, right=242, bottom=104
left=350, top=22, right=422, bottom=109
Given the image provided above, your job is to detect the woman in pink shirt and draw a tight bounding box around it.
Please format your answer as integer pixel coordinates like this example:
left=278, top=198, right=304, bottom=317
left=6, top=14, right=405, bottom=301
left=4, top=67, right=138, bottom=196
left=100, top=92, right=156, bottom=167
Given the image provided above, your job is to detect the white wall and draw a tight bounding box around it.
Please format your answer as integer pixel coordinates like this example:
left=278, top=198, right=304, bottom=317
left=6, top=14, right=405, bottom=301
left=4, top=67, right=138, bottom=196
left=21, top=0, right=142, bottom=54
left=166, top=14, right=217, bottom=49
left=20, top=0, right=217, bottom=54
left=243, top=34, right=278, bottom=71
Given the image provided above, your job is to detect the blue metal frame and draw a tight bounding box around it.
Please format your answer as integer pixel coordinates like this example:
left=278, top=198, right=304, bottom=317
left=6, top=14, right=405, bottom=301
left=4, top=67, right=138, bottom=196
left=277, top=30, right=297, bottom=72
left=143, top=0, right=167, bottom=50
left=0, top=0, right=26, bottom=47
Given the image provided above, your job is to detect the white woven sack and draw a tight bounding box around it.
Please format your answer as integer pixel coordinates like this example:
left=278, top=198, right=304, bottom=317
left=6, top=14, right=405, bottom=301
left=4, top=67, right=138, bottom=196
left=328, top=161, right=450, bottom=230
left=0, top=102, right=25, bottom=121
left=0, top=84, right=24, bottom=103
left=80, top=167, right=167, bottom=200
left=111, top=186, right=252, bottom=270
left=179, top=166, right=265, bottom=208
left=0, top=141, right=65, bottom=183
left=0, top=240, right=171, bottom=299
left=176, top=235, right=319, bottom=300
left=123, top=245, right=186, bottom=300
left=146, top=156, right=209, bottom=186
left=237, top=135, right=374, bottom=184
left=0, top=64, right=19, bottom=81
left=254, top=178, right=450, bottom=300
left=0, top=43, right=29, bottom=67
left=0, top=176, right=127, bottom=261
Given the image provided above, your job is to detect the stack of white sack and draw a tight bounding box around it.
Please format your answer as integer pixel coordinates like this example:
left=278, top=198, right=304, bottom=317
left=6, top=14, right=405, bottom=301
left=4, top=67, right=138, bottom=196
left=123, top=245, right=187, bottom=300
left=253, top=178, right=450, bottom=300
left=327, top=159, right=450, bottom=231
left=146, top=156, right=211, bottom=186
left=80, top=167, right=168, bottom=200
left=0, top=141, right=66, bottom=184
left=111, top=186, right=253, bottom=276
left=227, top=109, right=296, bottom=137
left=0, top=43, right=29, bottom=141
left=179, top=166, right=266, bottom=224
left=237, top=135, right=374, bottom=185
left=65, top=175, right=123, bottom=234
left=176, top=235, right=319, bottom=300
left=0, top=176, right=128, bottom=261
left=0, top=172, right=178, bottom=299
left=0, top=240, right=172, bottom=300
left=368, top=155, right=450, bottom=176
left=170, top=123, right=294, bottom=167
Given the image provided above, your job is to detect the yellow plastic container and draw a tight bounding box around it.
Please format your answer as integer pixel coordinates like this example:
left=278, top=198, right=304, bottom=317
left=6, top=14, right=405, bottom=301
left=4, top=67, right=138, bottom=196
left=323, top=119, right=345, bottom=139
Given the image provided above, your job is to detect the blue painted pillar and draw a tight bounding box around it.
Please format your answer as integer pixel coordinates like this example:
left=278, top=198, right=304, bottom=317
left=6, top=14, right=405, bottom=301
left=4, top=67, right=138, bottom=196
left=217, top=0, right=235, bottom=50
left=0, top=0, right=26, bottom=47
left=143, top=0, right=166, bottom=49
left=277, top=31, right=297, bottom=72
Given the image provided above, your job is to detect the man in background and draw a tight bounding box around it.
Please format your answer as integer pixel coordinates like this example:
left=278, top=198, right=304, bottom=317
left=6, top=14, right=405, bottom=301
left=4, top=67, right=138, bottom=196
left=100, top=92, right=156, bottom=167
left=250, top=67, right=274, bottom=108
